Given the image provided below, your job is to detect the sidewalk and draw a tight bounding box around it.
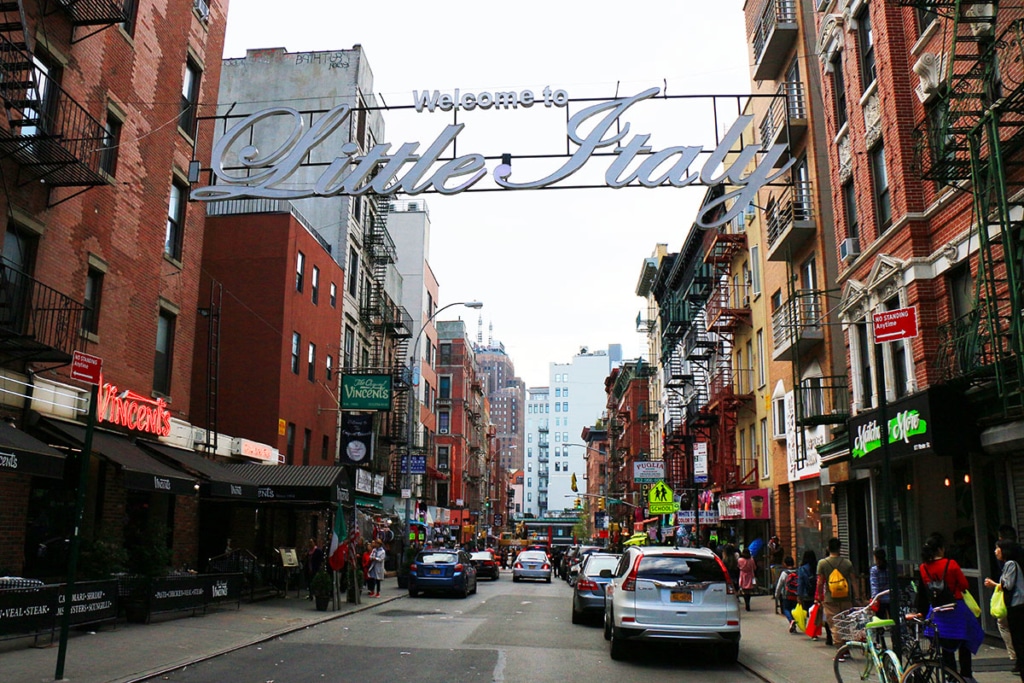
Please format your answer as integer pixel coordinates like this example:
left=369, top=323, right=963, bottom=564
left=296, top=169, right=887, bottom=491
left=3, top=584, right=406, bottom=683
left=2, top=586, right=1015, bottom=682
left=737, top=596, right=1016, bottom=683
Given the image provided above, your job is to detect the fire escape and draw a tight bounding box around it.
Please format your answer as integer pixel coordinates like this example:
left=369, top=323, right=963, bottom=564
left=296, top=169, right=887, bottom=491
left=703, top=225, right=756, bottom=489
left=359, top=195, right=412, bottom=485
left=905, top=0, right=1024, bottom=421
left=0, top=1, right=131, bottom=368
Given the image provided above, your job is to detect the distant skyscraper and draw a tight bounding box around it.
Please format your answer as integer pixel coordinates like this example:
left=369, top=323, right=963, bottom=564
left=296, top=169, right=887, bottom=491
left=475, top=337, right=525, bottom=472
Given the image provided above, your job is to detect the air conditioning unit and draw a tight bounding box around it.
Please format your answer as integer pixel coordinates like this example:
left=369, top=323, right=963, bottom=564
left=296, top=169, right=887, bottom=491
left=839, top=237, right=861, bottom=262
left=438, top=462, right=448, bottom=470
left=438, top=427, right=449, bottom=434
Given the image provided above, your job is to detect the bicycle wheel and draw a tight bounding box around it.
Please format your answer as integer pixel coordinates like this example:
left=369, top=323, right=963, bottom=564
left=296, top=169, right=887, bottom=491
left=834, top=643, right=873, bottom=683
left=879, top=649, right=902, bottom=683
left=900, top=661, right=966, bottom=683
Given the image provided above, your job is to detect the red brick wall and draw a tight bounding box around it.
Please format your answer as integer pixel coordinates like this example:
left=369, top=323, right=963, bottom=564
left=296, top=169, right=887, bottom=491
left=0, top=474, right=30, bottom=575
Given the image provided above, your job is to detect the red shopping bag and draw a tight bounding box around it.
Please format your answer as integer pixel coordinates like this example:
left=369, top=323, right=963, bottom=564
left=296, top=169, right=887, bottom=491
left=805, top=603, right=822, bottom=638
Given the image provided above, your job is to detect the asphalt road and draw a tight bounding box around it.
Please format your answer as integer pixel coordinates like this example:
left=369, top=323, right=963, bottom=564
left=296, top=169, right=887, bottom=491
left=154, top=574, right=760, bottom=683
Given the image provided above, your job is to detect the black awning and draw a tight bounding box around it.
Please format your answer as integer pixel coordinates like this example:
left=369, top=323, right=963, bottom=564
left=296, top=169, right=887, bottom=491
left=39, top=419, right=197, bottom=495
left=222, top=464, right=350, bottom=504
left=0, top=421, right=66, bottom=479
left=137, top=441, right=258, bottom=500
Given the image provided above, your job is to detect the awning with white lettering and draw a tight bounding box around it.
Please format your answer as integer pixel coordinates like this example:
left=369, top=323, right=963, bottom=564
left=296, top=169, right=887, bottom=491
left=37, top=419, right=197, bottom=494
left=0, top=421, right=65, bottom=479
left=221, top=464, right=350, bottom=504
left=137, top=440, right=258, bottom=500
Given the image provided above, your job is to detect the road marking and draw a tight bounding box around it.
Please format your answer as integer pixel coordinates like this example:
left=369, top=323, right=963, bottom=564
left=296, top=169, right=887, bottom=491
left=492, top=649, right=507, bottom=682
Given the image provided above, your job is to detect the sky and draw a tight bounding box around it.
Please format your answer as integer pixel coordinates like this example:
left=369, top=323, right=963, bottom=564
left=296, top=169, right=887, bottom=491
left=221, top=1, right=753, bottom=387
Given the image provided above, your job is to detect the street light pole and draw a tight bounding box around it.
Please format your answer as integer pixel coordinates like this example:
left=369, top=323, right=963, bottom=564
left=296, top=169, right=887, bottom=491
left=404, top=300, right=482, bottom=544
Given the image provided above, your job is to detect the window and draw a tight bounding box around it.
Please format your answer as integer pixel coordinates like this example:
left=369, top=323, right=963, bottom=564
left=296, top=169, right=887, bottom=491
left=760, top=418, right=770, bottom=478
left=100, top=110, right=122, bottom=178
left=180, top=59, right=201, bottom=135
left=555, top=403, right=561, bottom=412
left=555, top=432, right=561, bottom=442
left=311, top=266, right=320, bottom=304
left=855, top=321, right=875, bottom=408
left=563, top=388, right=568, bottom=396
left=917, top=5, right=938, bottom=33
left=562, top=402, right=568, bottom=412
left=801, top=256, right=820, bottom=325
left=750, top=244, right=761, bottom=296
left=438, top=411, right=450, bottom=434
left=439, top=342, right=451, bottom=365
left=23, top=52, right=60, bottom=138
left=295, top=251, right=305, bottom=292
left=291, top=332, right=301, bottom=374
left=885, top=297, right=910, bottom=399
left=82, top=267, right=104, bottom=335
left=527, top=477, right=532, bottom=488
left=286, top=423, right=295, bottom=465
left=153, top=308, right=176, bottom=395
left=843, top=181, right=859, bottom=239
left=302, top=428, right=311, bottom=466
left=773, top=396, right=786, bottom=439
left=757, top=330, right=766, bottom=387
left=343, top=326, right=354, bottom=369
left=831, top=51, right=847, bottom=129
left=870, top=143, right=892, bottom=230
left=308, top=342, right=316, bottom=381
left=165, top=178, right=187, bottom=260
left=330, top=282, right=337, bottom=307
left=437, top=446, right=450, bottom=470
left=322, top=435, right=329, bottom=463
left=439, top=376, right=451, bottom=399
left=326, top=354, right=333, bottom=382
left=121, top=0, right=139, bottom=36
left=857, top=6, right=876, bottom=90
left=347, top=248, right=359, bottom=296
left=555, top=388, right=561, bottom=398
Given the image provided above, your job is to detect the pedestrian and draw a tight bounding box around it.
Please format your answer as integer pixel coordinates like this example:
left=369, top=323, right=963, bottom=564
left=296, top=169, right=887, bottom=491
left=723, top=544, right=740, bottom=591
left=360, top=541, right=372, bottom=592
left=997, top=525, right=1019, bottom=673
left=774, top=555, right=799, bottom=631
left=304, top=538, right=323, bottom=600
left=366, top=539, right=386, bottom=597
left=914, top=532, right=983, bottom=683
left=870, top=547, right=891, bottom=619
left=816, top=537, right=855, bottom=653
left=738, top=547, right=757, bottom=611
left=986, top=539, right=1024, bottom=683
left=797, top=549, right=817, bottom=615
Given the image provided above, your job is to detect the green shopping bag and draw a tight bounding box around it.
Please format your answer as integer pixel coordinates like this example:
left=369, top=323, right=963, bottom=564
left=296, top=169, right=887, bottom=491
left=991, top=585, right=1008, bottom=619
left=792, top=602, right=807, bottom=631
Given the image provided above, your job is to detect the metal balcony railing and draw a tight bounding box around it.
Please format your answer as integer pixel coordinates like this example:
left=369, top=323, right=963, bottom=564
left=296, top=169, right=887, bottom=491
left=760, top=80, right=807, bottom=150
left=706, top=281, right=752, bottom=329
left=752, top=0, right=798, bottom=81
left=796, top=376, right=850, bottom=426
left=709, top=367, right=756, bottom=405
left=771, top=289, right=825, bottom=359
left=57, top=0, right=134, bottom=26
left=0, top=264, right=85, bottom=364
left=765, top=181, right=815, bottom=250
left=0, top=34, right=108, bottom=187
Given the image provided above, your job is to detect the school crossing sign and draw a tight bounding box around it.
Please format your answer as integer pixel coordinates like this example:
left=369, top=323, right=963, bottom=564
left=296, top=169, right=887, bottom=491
left=648, top=481, right=679, bottom=515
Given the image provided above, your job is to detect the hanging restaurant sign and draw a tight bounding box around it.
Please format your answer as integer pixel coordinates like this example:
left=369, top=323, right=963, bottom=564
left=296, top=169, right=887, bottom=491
left=190, top=87, right=794, bottom=229
left=96, top=376, right=171, bottom=437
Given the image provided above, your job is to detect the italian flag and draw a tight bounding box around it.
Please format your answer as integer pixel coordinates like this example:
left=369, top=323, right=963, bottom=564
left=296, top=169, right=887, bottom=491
left=328, top=505, right=348, bottom=571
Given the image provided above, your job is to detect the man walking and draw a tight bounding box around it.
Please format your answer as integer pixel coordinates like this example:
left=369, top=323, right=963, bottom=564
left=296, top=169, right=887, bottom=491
left=816, top=537, right=856, bottom=655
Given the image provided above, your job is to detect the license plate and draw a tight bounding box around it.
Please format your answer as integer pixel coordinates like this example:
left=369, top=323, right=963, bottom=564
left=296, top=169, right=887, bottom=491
left=429, top=569, right=441, bottom=575
left=670, top=591, right=692, bottom=603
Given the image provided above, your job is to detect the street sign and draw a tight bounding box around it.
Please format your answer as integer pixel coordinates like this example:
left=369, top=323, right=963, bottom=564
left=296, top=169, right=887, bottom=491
left=873, top=306, right=919, bottom=343
left=71, top=351, right=102, bottom=385
left=401, top=455, right=426, bottom=474
left=633, top=460, right=665, bottom=483
left=648, top=481, right=679, bottom=515
left=693, top=442, right=708, bottom=484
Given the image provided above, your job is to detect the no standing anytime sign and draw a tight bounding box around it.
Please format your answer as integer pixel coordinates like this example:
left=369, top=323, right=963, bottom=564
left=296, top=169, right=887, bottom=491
left=873, top=306, right=919, bottom=344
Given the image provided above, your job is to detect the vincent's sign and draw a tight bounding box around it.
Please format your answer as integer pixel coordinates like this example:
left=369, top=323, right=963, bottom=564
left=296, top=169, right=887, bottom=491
left=191, top=88, right=793, bottom=228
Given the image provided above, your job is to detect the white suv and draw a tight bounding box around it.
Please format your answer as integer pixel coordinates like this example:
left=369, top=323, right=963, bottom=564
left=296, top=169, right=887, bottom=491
left=603, top=546, right=740, bottom=662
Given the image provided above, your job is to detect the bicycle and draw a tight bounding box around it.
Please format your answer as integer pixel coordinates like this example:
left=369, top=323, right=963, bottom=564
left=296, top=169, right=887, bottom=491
left=899, top=605, right=967, bottom=683
left=833, top=593, right=903, bottom=683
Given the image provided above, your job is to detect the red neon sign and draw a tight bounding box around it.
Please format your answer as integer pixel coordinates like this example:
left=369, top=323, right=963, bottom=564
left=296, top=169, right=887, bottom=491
left=96, top=375, right=172, bottom=437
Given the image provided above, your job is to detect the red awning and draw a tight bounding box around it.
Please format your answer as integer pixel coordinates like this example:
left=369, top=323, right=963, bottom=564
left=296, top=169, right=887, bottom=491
left=426, top=465, right=449, bottom=480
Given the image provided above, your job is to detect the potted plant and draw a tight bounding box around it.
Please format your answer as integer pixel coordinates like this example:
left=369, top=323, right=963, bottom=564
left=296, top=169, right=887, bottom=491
left=311, top=569, right=333, bottom=611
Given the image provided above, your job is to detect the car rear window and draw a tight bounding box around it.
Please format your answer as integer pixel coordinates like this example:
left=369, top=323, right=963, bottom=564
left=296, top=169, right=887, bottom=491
left=584, top=556, right=620, bottom=575
left=419, top=552, right=458, bottom=564
left=636, top=555, right=724, bottom=583
left=471, top=552, right=493, bottom=561
left=518, top=552, right=547, bottom=562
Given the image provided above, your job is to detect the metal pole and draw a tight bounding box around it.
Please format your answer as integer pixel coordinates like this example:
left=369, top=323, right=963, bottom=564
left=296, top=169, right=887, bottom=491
left=55, top=383, right=98, bottom=681
left=873, top=340, right=901, bottom=655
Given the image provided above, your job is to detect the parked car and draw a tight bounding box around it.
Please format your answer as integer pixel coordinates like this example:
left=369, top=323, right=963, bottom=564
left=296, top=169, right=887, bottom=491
left=603, top=546, right=740, bottom=662
left=470, top=550, right=501, bottom=580
left=512, top=550, right=552, bottom=582
left=408, top=548, right=478, bottom=598
left=571, top=552, right=621, bottom=624
left=567, top=546, right=603, bottom=585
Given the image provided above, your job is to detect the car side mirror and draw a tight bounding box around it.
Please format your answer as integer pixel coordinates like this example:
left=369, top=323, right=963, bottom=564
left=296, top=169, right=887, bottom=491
left=599, top=569, right=612, bottom=579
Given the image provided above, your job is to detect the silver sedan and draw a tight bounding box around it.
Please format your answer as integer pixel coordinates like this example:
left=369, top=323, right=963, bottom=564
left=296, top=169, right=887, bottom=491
left=512, top=550, right=552, bottom=582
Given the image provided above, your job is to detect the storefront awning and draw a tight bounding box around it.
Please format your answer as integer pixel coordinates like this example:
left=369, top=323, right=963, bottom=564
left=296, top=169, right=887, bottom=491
left=222, top=464, right=350, bottom=504
left=38, top=419, right=197, bottom=494
left=848, top=386, right=977, bottom=469
left=355, top=495, right=382, bottom=509
left=137, top=440, right=258, bottom=500
left=0, top=420, right=66, bottom=479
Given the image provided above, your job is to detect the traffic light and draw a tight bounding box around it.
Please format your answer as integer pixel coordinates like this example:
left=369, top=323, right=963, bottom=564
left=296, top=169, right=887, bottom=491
left=598, top=498, right=605, bottom=511
left=574, top=497, right=582, bottom=509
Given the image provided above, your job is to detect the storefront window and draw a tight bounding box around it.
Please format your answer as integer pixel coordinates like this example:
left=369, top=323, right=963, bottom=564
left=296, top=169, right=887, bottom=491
left=794, top=480, right=824, bottom=558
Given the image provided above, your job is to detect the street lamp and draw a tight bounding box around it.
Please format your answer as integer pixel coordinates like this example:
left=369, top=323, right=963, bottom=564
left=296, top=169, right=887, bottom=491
left=404, top=300, right=483, bottom=541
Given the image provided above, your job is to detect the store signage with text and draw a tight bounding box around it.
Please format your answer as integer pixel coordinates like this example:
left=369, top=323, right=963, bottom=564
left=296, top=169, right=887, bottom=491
left=340, top=375, right=393, bottom=411
left=633, top=460, right=665, bottom=483
left=96, top=376, right=171, bottom=437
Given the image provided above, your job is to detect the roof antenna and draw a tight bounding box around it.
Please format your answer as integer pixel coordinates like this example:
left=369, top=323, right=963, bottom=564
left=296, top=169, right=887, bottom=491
left=614, top=80, right=620, bottom=99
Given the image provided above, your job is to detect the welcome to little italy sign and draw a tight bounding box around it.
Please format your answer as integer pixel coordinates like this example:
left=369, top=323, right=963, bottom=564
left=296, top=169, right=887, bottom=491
left=191, top=87, right=794, bottom=229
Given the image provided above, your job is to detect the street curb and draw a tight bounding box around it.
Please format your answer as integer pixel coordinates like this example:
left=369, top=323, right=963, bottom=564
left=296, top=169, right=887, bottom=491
left=123, top=594, right=404, bottom=683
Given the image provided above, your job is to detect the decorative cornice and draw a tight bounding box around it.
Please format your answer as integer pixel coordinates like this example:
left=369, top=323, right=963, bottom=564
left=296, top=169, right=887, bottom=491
left=838, top=132, right=853, bottom=184
left=863, top=93, right=882, bottom=148
left=913, top=52, right=944, bottom=103
left=818, top=14, right=846, bottom=66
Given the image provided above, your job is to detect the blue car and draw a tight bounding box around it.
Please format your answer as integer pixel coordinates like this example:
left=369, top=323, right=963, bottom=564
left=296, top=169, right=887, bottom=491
left=408, top=548, right=478, bottom=598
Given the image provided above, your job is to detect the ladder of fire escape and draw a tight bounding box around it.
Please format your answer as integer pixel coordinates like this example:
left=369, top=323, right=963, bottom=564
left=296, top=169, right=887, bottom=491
left=204, top=279, right=222, bottom=451
left=0, top=1, right=39, bottom=131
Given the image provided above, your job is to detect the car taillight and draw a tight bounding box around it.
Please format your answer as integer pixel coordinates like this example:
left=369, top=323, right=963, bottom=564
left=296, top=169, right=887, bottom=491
left=514, top=562, right=523, bottom=569
left=542, top=563, right=550, bottom=570
left=577, top=579, right=599, bottom=591
left=713, top=554, right=735, bottom=594
left=411, top=563, right=419, bottom=574
left=621, top=555, right=640, bottom=591
left=454, top=563, right=464, bottom=572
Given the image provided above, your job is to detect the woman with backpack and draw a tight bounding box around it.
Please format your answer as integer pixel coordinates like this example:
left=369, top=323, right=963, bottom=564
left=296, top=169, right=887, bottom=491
left=774, top=555, right=799, bottom=631
left=914, top=532, right=984, bottom=683
left=985, top=540, right=1024, bottom=683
